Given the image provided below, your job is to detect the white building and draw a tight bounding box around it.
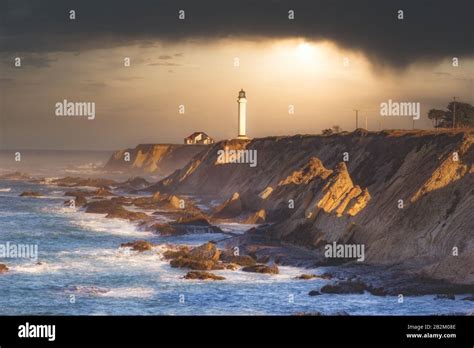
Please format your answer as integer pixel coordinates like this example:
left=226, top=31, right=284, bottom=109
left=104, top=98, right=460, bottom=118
left=184, top=132, right=214, bottom=145
left=237, top=89, right=248, bottom=139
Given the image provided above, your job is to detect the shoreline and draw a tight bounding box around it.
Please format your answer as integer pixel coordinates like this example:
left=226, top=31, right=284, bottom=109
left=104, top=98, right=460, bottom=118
left=1, top=174, right=473, bottom=300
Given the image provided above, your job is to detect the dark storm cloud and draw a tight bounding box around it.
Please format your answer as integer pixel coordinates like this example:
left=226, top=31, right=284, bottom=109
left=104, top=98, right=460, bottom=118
left=1, top=53, right=56, bottom=68
left=1, top=0, right=472, bottom=68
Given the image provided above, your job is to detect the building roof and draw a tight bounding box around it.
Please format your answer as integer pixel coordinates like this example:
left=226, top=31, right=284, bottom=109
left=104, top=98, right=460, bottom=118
left=185, top=131, right=211, bottom=140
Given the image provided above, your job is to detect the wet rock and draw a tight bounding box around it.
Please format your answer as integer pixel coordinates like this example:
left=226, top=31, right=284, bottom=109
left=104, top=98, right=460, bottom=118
left=85, top=199, right=119, bottom=214
left=0, top=264, right=9, bottom=273
left=184, top=271, right=225, bottom=281
left=297, top=274, right=317, bottom=280
left=462, top=295, right=474, bottom=301
left=105, top=206, right=149, bottom=222
left=170, top=258, right=217, bottom=271
left=120, top=240, right=154, bottom=252
left=244, top=209, right=266, bottom=224
left=308, top=290, right=321, bottom=296
left=220, top=252, right=256, bottom=267
left=317, top=272, right=334, bottom=280
left=435, top=294, right=455, bottom=300
left=52, top=177, right=116, bottom=188
left=320, top=280, right=367, bottom=294
left=20, top=191, right=43, bottom=197
left=162, top=246, right=191, bottom=260
left=153, top=217, right=223, bottom=236
left=242, top=263, right=279, bottom=274
left=0, top=171, right=31, bottom=180
left=213, top=192, right=242, bottom=218
left=64, top=195, right=87, bottom=207
left=367, top=286, right=388, bottom=296
left=188, top=242, right=221, bottom=261
left=224, top=263, right=239, bottom=270
left=116, top=177, right=150, bottom=191
left=168, top=242, right=223, bottom=271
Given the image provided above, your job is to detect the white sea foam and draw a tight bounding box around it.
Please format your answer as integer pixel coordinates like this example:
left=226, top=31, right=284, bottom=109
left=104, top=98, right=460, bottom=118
left=218, top=223, right=256, bottom=234
left=66, top=285, right=155, bottom=298
left=97, top=287, right=155, bottom=298
left=70, top=215, right=154, bottom=237
left=44, top=205, right=154, bottom=237
left=9, top=262, right=63, bottom=274
left=0, top=188, right=11, bottom=192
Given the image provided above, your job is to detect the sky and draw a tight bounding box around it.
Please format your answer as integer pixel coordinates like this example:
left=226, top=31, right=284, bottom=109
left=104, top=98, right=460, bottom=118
left=0, top=0, right=473, bottom=150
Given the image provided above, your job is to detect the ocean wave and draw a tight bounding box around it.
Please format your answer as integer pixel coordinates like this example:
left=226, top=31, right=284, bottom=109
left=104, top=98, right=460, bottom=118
left=9, top=262, right=63, bottom=274
left=71, top=215, right=154, bottom=237
left=218, top=223, right=256, bottom=234
left=0, top=188, right=11, bottom=192
left=43, top=205, right=154, bottom=237
left=66, top=285, right=155, bottom=298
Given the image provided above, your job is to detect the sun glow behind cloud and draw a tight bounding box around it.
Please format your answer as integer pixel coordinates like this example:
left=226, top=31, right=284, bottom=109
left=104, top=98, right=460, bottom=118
left=1, top=37, right=472, bottom=150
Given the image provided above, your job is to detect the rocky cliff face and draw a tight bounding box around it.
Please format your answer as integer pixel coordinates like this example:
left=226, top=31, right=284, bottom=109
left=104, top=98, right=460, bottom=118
left=104, top=144, right=206, bottom=177
left=150, top=130, right=474, bottom=285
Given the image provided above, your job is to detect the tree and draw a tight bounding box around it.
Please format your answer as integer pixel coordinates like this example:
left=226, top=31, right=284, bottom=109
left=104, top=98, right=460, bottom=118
left=427, top=101, right=474, bottom=128
left=322, top=128, right=333, bottom=135
left=427, top=109, right=444, bottom=128
left=332, top=125, right=342, bottom=133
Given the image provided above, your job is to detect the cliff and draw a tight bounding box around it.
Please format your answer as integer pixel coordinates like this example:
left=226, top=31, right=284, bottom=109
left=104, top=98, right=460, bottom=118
left=149, top=130, right=474, bottom=285
left=104, top=144, right=207, bottom=176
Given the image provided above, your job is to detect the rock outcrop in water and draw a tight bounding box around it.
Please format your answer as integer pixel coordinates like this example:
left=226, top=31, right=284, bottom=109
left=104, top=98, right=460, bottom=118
left=149, top=130, right=474, bottom=286
left=104, top=144, right=207, bottom=176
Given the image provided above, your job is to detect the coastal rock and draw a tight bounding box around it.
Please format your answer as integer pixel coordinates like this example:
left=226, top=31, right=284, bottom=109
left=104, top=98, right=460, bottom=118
left=220, top=252, right=256, bottom=267
left=188, top=242, right=221, bottom=261
left=145, top=131, right=474, bottom=286
left=105, top=206, right=149, bottom=222
left=462, top=295, right=474, bottom=301
left=153, top=217, right=223, bottom=236
left=168, top=242, right=223, bottom=271
left=184, top=271, right=225, bottom=281
left=64, top=195, right=87, bottom=207
left=85, top=199, right=149, bottom=222
left=162, top=246, right=191, bottom=259
left=170, top=258, right=217, bottom=271
left=115, top=177, right=150, bottom=191
left=52, top=176, right=116, bottom=188
left=0, top=171, right=31, bottom=180
left=244, top=209, right=266, bottom=224
left=84, top=199, right=119, bottom=213
left=0, top=264, right=8, bottom=273
left=120, top=240, right=155, bottom=252
left=241, top=263, right=279, bottom=274
left=320, top=280, right=368, bottom=294
left=213, top=192, right=242, bottom=218
left=104, top=144, right=206, bottom=175
left=308, top=290, right=321, bottom=296
left=435, top=294, right=455, bottom=300
left=296, top=274, right=317, bottom=280
left=20, top=191, right=43, bottom=197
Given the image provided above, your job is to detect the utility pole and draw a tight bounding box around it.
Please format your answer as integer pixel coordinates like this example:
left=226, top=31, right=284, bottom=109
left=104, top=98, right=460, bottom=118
left=452, top=97, right=457, bottom=129
left=353, top=109, right=359, bottom=129
left=365, top=116, right=368, bottom=130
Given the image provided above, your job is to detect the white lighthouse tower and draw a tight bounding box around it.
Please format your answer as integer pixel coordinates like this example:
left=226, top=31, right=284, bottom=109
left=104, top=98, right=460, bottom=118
left=237, top=89, right=248, bottom=139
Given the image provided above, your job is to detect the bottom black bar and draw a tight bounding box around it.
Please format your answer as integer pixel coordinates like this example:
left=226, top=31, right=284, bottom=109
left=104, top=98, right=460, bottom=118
left=0, top=316, right=472, bottom=346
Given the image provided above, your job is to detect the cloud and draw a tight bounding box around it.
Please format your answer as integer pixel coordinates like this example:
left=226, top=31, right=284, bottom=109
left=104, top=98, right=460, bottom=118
left=1, top=53, right=57, bottom=68
left=1, top=0, right=473, bottom=68
left=147, top=62, right=181, bottom=66
left=158, top=55, right=173, bottom=60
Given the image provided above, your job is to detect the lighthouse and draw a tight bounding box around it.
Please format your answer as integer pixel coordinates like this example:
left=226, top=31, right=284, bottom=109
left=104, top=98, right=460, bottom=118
left=237, top=89, right=248, bottom=139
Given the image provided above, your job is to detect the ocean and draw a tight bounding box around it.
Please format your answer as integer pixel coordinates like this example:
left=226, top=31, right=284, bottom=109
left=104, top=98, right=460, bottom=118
left=0, top=179, right=471, bottom=315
